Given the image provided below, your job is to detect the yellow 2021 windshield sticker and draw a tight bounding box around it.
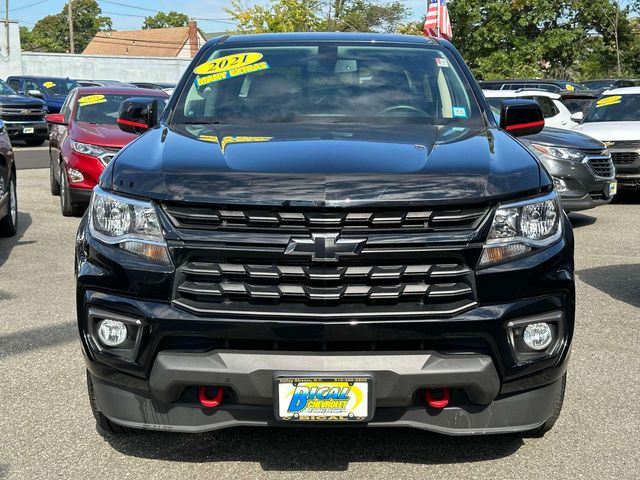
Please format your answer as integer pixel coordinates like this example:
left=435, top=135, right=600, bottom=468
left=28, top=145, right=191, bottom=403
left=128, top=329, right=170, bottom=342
left=596, top=96, right=622, bottom=108
left=194, top=52, right=270, bottom=87
left=43, top=81, right=56, bottom=88
left=78, top=94, right=107, bottom=106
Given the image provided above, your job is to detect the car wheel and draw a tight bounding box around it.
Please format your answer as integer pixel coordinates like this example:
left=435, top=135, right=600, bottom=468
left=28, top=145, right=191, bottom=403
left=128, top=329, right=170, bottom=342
left=25, top=137, right=45, bottom=147
left=59, top=165, right=82, bottom=217
left=0, top=175, right=18, bottom=237
left=525, top=373, right=566, bottom=438
left=50, top=158, right=60, bottom=196
left=86, top=371, right=132, bottom=435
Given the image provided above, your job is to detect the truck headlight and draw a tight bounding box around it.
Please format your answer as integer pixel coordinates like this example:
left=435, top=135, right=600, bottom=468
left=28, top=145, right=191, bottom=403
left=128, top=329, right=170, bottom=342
left=89, top=187, right=171, bottom=265
left=529, top=144, right=585, bottom=162
left=71, top=140, right=105, bottom=158
left=479, top=191, right=562, bottom=267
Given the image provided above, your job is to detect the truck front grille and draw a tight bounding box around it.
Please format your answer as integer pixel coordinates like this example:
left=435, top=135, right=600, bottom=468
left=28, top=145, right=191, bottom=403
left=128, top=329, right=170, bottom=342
left=611, top=151, right=639, bottom=165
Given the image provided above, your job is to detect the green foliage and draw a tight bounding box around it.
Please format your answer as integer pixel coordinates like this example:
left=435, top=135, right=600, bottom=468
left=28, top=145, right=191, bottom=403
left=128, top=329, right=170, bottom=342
left=226, top=0, right=409, bottom=34
left=142, top=11, right=190, bottom=29
left=20, top=0, right=112, bottom=53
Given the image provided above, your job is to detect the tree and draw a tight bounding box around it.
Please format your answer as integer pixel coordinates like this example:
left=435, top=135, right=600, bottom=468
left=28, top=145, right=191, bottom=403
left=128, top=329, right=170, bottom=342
left=20, top=0, right=112, bottom=53
left=143, top=11, right=190, bottom=29
left=226, top=0, right=410, bottom=34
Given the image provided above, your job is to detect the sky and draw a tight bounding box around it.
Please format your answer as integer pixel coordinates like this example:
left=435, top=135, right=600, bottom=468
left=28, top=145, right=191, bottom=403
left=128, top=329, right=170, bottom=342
left=7, top=0, right=428, bottom=32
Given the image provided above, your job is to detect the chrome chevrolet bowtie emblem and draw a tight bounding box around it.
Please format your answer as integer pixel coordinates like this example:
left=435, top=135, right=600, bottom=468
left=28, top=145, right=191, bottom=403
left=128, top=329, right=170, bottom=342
left=603, top=141, right=615, bottom=148
left=285, top=233, right=366, bottom=262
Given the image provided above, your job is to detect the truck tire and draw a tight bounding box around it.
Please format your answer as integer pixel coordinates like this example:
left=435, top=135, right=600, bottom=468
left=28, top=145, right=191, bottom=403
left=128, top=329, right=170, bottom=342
left=86, top=371, right=131, bottom=435
left=49, top=158, right=60, bottom=196
left=0, top=176, right=17, bottom=237
left=525, top=373, right=567, bottom=438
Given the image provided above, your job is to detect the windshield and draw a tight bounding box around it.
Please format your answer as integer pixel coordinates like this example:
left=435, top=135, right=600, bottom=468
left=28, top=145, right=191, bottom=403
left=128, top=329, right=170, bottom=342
left=584, top=95, right=640, bottom=122
left=40, top=79, right=79, bottom=97
left=0, top=80, right=16, bottom=95
left=173, top=42, right=483, bottom=127
left=583, top=81, right=613, bottom=90
left=75, top=94, right=166, bottom=125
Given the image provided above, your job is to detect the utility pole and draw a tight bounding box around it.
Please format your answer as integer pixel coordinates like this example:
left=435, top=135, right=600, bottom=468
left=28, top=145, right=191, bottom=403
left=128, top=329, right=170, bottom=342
left=5, top=0, right=9, bottom=55
left=67, top=0, right=74, bottom=54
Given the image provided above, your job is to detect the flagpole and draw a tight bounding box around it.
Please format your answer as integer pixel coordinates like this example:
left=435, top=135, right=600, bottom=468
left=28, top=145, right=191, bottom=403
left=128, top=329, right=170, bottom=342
left=436, top=0, right=440, bottom=38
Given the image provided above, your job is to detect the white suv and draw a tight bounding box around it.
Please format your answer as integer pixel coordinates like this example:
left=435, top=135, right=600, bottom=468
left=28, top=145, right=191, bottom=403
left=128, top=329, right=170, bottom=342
left=483, top=89, right=577, bottom=129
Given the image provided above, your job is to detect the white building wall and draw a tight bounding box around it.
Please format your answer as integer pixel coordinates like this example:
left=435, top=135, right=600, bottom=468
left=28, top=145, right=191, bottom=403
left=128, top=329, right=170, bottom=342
left=0, top=22, right=24, bottom=79
left=21, top=52, right=192, bottom=83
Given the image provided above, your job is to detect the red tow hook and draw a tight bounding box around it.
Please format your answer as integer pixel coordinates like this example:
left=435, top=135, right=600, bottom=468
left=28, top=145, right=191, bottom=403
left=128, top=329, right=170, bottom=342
left=199, top=386, right=224, bottom=408
left=425, top=388, right=450, bottom=409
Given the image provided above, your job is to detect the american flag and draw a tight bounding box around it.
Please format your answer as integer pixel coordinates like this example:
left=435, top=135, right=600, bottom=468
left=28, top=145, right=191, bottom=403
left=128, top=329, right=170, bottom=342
left=423, top=0, right=453, bottom=40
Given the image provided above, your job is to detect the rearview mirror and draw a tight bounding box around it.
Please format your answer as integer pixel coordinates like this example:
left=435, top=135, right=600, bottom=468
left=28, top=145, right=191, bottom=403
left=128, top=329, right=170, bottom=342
left=27, top=89, right=43, bottom=98
left=117, top=97, right=161, bottom=135
left=570, top=111, right=584, bottom=122
left=45, top=113, right=66, bottom=125
left=500, top=99, right=545, bottom=137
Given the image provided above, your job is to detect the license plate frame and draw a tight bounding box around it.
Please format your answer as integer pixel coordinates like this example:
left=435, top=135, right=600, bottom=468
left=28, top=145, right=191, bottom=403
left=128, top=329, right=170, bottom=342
left=274, top=375, right=374, bottom=423
left=22, top=127, right=34, bottom=134
left=609, top=180, right=618, bottom=196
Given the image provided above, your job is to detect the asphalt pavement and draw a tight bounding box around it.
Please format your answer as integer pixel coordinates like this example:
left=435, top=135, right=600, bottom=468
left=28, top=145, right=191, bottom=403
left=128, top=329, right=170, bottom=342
left=0, top=150, right=639, bottom=479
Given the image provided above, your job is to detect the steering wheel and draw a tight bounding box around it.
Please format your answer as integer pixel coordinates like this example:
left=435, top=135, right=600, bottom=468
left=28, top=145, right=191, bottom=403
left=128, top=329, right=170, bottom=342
left=379, top=105, right=429, bottom=116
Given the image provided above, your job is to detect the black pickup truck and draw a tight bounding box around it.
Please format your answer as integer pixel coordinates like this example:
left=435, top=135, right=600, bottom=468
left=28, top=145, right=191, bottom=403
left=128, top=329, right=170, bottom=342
left=77, top=33, right=574, bottom=438
left=0, top=79, right=47, bottom=146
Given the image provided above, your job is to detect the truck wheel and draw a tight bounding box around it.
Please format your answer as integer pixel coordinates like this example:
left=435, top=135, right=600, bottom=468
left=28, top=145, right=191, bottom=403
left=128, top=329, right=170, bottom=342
left=86, top=371, right=131, bottom=435
left=59, top=165, right=82, bottom=217
left=49, top=158, right=60, bottom=196
left=25, top=137, right=45, bottom=147
left=525, top=373, right=566, bottom=438
left=0, top=176, right=17, bottom=237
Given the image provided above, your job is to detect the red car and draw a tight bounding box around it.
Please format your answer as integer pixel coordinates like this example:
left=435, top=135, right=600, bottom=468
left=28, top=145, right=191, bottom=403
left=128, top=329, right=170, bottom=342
left=46, top=87, right=168, bottom=216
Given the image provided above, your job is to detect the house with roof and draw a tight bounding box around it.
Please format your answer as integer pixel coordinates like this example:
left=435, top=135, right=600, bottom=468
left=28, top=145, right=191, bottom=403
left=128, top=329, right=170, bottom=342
left=82, top=21, right=207, bottom=58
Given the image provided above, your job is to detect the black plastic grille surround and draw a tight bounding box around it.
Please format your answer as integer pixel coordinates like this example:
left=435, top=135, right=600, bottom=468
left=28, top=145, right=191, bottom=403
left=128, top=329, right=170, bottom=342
left=166, top=204, right=487, bottom=319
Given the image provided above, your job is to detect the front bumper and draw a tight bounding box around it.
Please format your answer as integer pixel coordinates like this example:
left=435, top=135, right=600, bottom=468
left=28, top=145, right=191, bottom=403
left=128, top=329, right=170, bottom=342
left=3, top=120, right=48, bottom=139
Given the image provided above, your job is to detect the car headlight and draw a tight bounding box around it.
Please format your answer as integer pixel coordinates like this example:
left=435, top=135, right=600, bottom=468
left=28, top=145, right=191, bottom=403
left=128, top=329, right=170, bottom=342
left=71, top=140, right=105, bottom=158
left=479, top=191, right=562, bottom=268
left=529, top=143, right=585, bottom=162
left=89, top=187, right=171, bottom=265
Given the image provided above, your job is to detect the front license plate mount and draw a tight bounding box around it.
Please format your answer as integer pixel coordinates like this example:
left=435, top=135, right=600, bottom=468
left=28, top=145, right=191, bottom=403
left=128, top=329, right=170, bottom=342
left=23, top=127, right=34, bottom=134
left=274, top=374, right=374, bottom=423
left=609, top=180, right=618, bottom=196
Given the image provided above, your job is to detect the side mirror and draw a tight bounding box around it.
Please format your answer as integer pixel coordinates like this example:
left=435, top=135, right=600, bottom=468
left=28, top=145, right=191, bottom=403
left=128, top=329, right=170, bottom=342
left=45, top=113, right=66, bottom=125
left=27, top=89, right=43, bottom=98
left=500, top=99, right=545, bottom=137
left=117, top=97, right=160, bottom=135
left=570, top=111, right=584, bottom=122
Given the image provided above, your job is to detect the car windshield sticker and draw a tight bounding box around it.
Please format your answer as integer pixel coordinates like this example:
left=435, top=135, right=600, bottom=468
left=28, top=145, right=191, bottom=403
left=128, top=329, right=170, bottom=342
left=43, top=81, right=56, bottom=88
left=435, top=57, right=450, bottom=68
left=452, top=106, right=468, bottom=118
left=78, top=94, right=107, bottom=107
left=596, top=96, right=622, bottom=108
left=198, top=135, right=273, bottom=153
left=565, top=84, right=575, bottom=91
left=194, top=52, right=270, bottom=87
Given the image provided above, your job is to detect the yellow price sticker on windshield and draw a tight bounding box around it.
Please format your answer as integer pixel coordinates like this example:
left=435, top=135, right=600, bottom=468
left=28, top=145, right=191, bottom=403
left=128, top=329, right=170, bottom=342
left=194, top=52, right=264, bottom=75
left=596, top=96, right=622, bottom=108
left=43, top=81, right=56, bottom=88
left=565, top=84, right=575, bottom=91
left=78, top=94, right=107, bottom=106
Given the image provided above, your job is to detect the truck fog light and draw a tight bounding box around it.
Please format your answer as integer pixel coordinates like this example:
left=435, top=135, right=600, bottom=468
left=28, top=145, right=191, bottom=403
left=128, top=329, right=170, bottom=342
left=523, top=322, right=553, bottom=350
left=97, top=319, right=128, bottom=347
left=553, top=177, right=568, bottom=193
left=67, top=168, right=84, bottom=183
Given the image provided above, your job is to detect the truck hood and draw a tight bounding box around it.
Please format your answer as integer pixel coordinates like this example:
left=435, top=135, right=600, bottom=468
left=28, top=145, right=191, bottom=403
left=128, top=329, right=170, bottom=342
left=573, top=121, right=640, bottom=141
left=0, top=94, right=46, bottom=107
left=72, top=122, right=138, bottom=148
left=105, top=123, right=544, bottom=207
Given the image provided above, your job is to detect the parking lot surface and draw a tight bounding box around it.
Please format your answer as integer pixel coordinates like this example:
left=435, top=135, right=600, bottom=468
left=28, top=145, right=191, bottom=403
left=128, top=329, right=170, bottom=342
left=0, top=160, right=639, bottom=479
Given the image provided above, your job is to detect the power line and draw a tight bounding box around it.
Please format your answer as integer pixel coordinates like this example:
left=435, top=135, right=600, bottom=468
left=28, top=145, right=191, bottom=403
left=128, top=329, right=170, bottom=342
left=97, top=0, right=236, bottom=24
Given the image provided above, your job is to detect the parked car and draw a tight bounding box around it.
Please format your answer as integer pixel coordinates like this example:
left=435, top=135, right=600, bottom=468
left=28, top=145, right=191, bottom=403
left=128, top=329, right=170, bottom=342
left=76, top=80, right=138, bottom=88
left=0, top=79, right=48, bottom=146
left=559, top=91, right=598, bottom=115
left=46, top=87, right=168, bottom=216
left=130, top=82, right=176, bottom=91
left=572, top=87, right=640, bottom=190
left=6, top=76, right=79, bottom=113
left=480, top=79, right=589, bottom=93
left=0, top=120, right=17, bottom=236
left=483, top=89, right=578, bottom=129
left=581, top=79, right=636, bottom=93
left=486, top=99, right=616, bottom=211
left=78, top=33, right=574, bottom=438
